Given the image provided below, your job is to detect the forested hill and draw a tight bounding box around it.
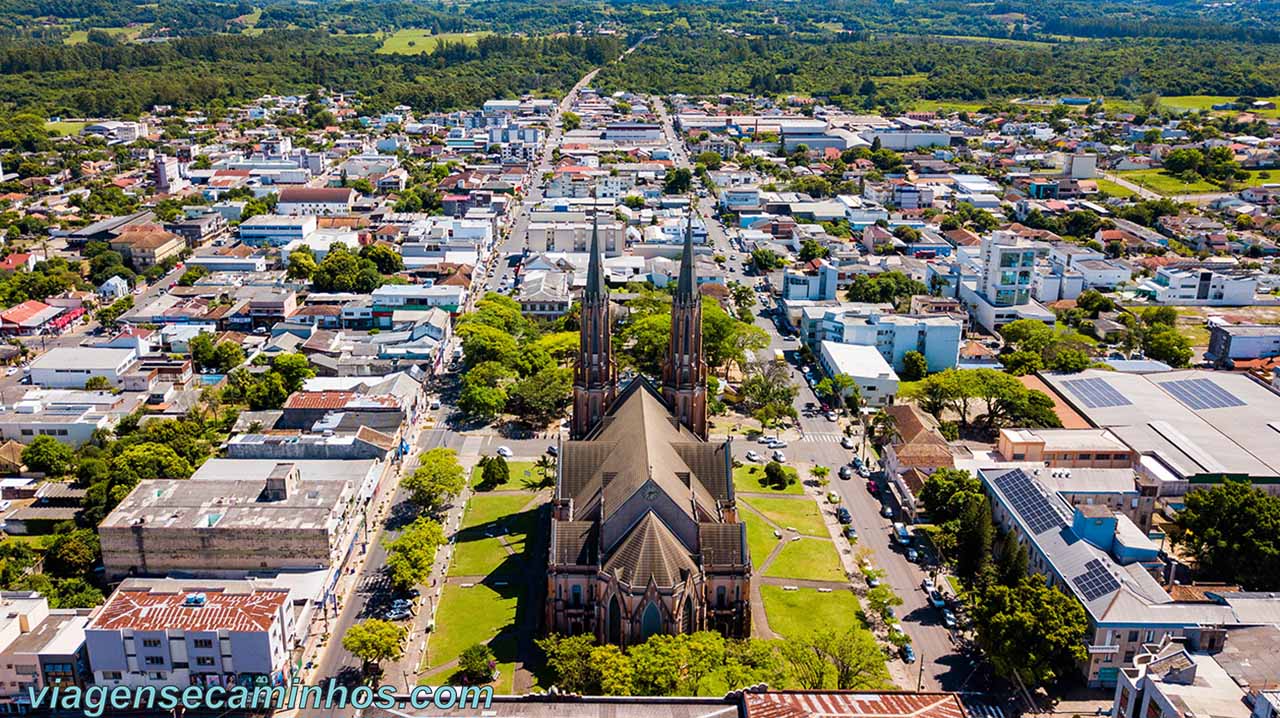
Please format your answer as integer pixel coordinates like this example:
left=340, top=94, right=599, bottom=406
left=593, top=34, right=1280, bottom=107
left=0, top=32, right=624, bottom=116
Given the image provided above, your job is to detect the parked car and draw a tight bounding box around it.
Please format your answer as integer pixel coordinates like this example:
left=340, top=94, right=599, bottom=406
left=942, top=609, right=957, bottom=629
left=881, top=504, right=894, bottom=518
left=838, top=465, right=853, bottom=479
left=857, top=465, right=871, bottom=479
left=496, top=446, right=513, bottom=458
left=836, top=507, right=852, bottom=524
left=844, top=525, right=858, bottom=539
left=767, top=439, right=788, bottom=449
left=771, top=450, right=787, bottom=462
left=827, top=491, right=840, bottom=504
left=546, top=445, right=558, bottom=456
left=745, top=450, right=761, bottom=462
left=825, top=411, right=838, bottom=422
left=906, top=548, right=919, bottom=563
left=384, top=607, right=412, bottom=621
left=921, top=577, right=935, bottom=593
left=852, top=456, right=864, bottom=470
left=866, top=479, right=878, bottom=493
left=928, top=590, right=947, bottom=609
left=901, top=644, right=916, bottom=663
left=865, top=573, right=880, bottom=588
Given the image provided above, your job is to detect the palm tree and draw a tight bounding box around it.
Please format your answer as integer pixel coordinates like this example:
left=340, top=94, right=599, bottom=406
left=533, top=455, right=555, bottom=489
left=869, top=410, right=900, bottom=448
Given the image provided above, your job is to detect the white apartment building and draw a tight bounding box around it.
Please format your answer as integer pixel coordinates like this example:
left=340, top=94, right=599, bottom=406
left=238, top=215, right=318, bottom=247
left=806, top=304, right=963, bottom=373
left=817, top=341, right=900, bottom=408
left=25, top=347, right=137, bottom=389
left=0, top=592, right=89, bottom=713
left=959, top=231, right=1056, bottom=331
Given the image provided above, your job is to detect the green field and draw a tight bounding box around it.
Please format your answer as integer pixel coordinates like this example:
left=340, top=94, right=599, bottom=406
left=459, top=493, right=534, bottom=530
left=742, top=514, right=781, bottom=567
left=742, top=497, right=828, bottom=538
left=422, top=581, right=519, bottom=693
left=448, top=503, right=535, bottom=578
left=376, top=30, right=493, bottom=55
left=734, top=464, right=803, bottom=495
left=1158, top=95, right=1280, bottom=119
left=763, top=537, right=847, bottom=582
left=1235, top=170, right=1279, bottom=188
left=1094, top=178, right=1138, bottom=198
left=44, top=121, right=86, bottom=136
left=1114, top=169, right=1218, bottom=195
left=64, top=25, right=147, bottom=45
left=910, top=98, right=993, bottom=114
left=760, top=585, right=864, bottom=639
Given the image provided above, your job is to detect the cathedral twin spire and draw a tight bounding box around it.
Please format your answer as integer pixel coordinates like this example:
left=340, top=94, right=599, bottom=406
left=573, top=196, right=707, bottom=440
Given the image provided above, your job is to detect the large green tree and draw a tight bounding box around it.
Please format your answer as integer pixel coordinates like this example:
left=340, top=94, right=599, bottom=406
left=21, top=435, right=74, bottom=476
left=969, top=577, right=1088, bottom=689
left=342, top=619, right=406, bottom=672
left=1171, top=481, right=1280, bottom=590
left=402, top=448, right=465, bottom=512
left=384, top=516, right=446, bottom=591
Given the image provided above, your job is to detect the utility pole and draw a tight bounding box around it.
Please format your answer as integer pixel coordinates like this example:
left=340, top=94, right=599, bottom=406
left=916, top=651, right=925, bottom=691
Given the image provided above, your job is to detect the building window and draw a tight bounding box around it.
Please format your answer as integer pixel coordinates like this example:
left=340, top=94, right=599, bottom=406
left=1127, top=631, right=1138, bottom=643
left=144, top=656, right=164, bottom=666
left=103, top=672, right=122, bottom=680
left=196, top=657, right=215, bottom=667
left=193, top=639, right=213, bottom=649
left=570, top=585, right=582, bottom=608
left=142, top=639, right=161, bottom=648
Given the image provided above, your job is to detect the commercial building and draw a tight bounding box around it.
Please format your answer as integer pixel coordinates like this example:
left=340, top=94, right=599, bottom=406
left=275, top=187, right=355, bottom=216
left=109, top=229, right=187, bottom=267
left=0, top=301, right=65, bottom=336
left=238, top=215, right=318, bottom=247
left=0, top=592, right=90, bottom=713
left=817, top=341, right=899, bottom=408
left=85, top=580, right=296, bottom=689
left=1205, top=323, right=1280, bottom=368
left=25, top=347, right=137, bottom=389
left=1039, top=369, right=1280, bottom=500
left=1137, top=266, right=1257, bottom=306
left=99, top=463, right=361, bottom=582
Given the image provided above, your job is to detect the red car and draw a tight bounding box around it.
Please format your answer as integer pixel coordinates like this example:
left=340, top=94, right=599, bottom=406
left=866, top=480, right=878, bottom=493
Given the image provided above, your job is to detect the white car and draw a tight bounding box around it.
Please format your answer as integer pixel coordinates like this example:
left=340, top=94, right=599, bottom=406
left=771, top=450, right=786, bottom=463
left=766, top=439, right=788, bottom=449
left=744, top=450, right=761, bottom=462
left=921, top=577, right=936, bottom=593
left=496, top=446, right=513, bottom=458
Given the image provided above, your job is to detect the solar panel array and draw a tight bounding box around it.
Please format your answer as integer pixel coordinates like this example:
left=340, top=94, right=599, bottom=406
left=1061, top=377, right=1132, bottom=409
left=993, top=469, right=1065, bottom=535
left=1072, top=559, right=1121, bottom=602
left=1161, top=377, right=1246, bottom=410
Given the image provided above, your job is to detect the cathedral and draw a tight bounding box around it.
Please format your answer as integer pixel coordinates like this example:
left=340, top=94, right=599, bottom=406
left=545, top=212, right=752, bottom=645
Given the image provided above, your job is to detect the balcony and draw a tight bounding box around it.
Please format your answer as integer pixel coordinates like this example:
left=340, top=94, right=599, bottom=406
left=1086, top=641, right=1121, bottom=655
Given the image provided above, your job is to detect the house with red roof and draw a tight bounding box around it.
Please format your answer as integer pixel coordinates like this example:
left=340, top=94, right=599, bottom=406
left=0, top=300, right=64, bottom=336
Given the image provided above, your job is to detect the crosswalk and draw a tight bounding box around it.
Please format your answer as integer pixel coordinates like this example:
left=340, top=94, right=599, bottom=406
left=800, top=433, right=846, bottom=443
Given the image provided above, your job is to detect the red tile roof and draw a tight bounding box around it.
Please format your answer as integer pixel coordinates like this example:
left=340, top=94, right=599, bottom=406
left=279, top=187, right=354, bottom=203
left=0, top=300, right=57, bottom=326
left=0, top=253, right=32, bottom=272
left=743, top=691, right=969, bottom=718
left=283, top=391, right=355, bottom=410
left=89, top=587, right=289, bottom=633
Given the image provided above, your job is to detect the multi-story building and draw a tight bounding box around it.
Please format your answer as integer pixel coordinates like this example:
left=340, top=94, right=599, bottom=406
left=805, top=304, right=963, bottom=373
left=85, top=580, right=297, bottom=690
left=98, top=463, right=360, bottom=581
left=0, top=592, right=90, bottom=713
left=959, top=231, right=1056, bottom=331
left=527, top=219, right=624, bottom=256
left=238, top=215, right=317, bottom=247
left=1205, top=323, right=1280, bottom=367
left=25, top=347, right=137, bottom=389
left=979, top=465, right=1274, bottom=688
left=1137, top=266, right=1257, bottom=306
left=109, top=229, right=187, bottom=267
left=370, top=284, right=466, bottom=325
left=817, top=341, right=899, bottom=408
left=996, top=428, right=1134, bottom=468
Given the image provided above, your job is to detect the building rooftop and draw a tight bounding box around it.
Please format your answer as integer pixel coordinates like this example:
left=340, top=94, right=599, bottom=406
left=28, top=346, right=134, bottom=371
left=819, top=341, right=899, bottom=381
left=100, top=476, right=352, bottom=532
left=88, top=585, right=289, bottom=633
left=1040, top=369, right=1280, bottom=480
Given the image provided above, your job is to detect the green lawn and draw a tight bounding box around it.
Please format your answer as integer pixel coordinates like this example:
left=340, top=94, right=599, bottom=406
left=1094, top=178, right=1137, bottom=198
left=734, top=464, right=803, bottom=495
left=44, top=121, right=86, bottom=136
left=1114, top=169, right=1218, bottom=195
left=471, top=460, right=547, bottom=491
left=742, top=497, right=828, bottom=538
left=742, top=514, right=781, bottom=568
left=376, top=30, right=494, bottom=55
left=460, top=493, right=535, bottom=531
left=1158, top=95, right=1280, bottom=118
left=763, top=538, right=847, bottom=582
left=760, top=585, right=864, bottom=639
left=449, top=508, right=535, bottom=578
left=422, top=581, right=519, bottom=692
left=1235, top=170, right=1279, bottom=188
